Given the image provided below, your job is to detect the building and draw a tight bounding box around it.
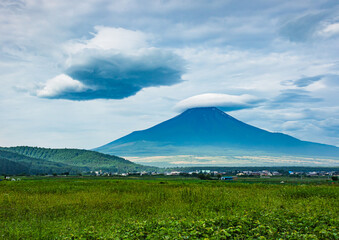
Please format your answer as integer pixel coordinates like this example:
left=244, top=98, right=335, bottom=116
left=221, top=176, right=237, bottom=180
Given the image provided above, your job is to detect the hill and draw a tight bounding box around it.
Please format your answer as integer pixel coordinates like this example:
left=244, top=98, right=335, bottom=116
left=0, top=149, right=83, bottom=175
left=0, top=157, right=29, bottom=175
left=0, top=147, right=157, bottom=174
left=95, top=107, right=339, bottom=166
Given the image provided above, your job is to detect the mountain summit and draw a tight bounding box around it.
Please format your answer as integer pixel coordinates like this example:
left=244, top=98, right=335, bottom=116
left=95, top=107, right=339, bottom=159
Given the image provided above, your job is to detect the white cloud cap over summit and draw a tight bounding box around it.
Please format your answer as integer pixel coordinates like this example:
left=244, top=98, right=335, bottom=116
left=175, top=93, right=263, bottom=112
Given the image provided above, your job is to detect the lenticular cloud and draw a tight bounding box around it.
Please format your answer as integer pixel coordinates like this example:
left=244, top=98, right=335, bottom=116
left=175, top=93, right=264, bottom=111
left=35, top=27, right=184, bottom=100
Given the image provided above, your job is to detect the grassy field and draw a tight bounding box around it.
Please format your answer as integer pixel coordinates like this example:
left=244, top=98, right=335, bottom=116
left=0, top=176, right=338, bottom=239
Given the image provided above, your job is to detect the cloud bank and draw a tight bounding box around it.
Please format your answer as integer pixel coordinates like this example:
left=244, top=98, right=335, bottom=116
left=175, top=93, right=264, bottom=112
left=35, top=27, right=184, bottom=100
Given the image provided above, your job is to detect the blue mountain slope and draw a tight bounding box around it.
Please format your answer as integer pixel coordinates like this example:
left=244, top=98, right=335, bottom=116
left=96, top=107, right=339, bottom=157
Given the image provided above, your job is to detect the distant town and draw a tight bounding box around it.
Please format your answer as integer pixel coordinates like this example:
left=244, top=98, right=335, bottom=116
left=2, top=167, right=338, bottom=182
left=87, top=169, right=338, bottom=179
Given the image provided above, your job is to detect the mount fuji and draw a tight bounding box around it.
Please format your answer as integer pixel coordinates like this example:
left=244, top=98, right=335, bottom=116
left=95, top=107, right=339, bottom=166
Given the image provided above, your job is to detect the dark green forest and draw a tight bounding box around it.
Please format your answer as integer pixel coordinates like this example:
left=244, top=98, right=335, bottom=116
left=0, top=147, right=157, bottom=175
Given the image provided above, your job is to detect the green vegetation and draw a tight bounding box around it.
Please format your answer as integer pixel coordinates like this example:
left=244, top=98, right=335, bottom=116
left=0, top=177, right=338, bottom=239
left=0, top=149, right=81, bottom=175
left=0, top=147, right=157, bottom=174
left=0, top=156, right=29, bottom=175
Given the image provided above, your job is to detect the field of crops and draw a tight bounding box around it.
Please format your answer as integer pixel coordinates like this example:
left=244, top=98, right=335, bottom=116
left=0, top=177, right=338, bottom=239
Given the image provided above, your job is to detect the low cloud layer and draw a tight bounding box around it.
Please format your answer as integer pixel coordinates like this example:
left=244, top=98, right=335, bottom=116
left=35, top=27, right=184, bottom=100
left=175, top=93, right=264, bottom=112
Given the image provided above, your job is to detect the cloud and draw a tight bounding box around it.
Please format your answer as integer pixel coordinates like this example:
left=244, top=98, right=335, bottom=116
left=281, top=74, right=339, bottom=91
left=296, top=75, right=339, bottom=91
left=65, top=26, right=150, bottom=54
left=35, top=27, right=184, bottom=100
left=319, top=118, right=339, bottom=137
left=1, top=0, right=339, bottom=148
left=318, top=22, right=339, bottom=37
left=293, top=75, right=324, bottom=87
left=270, top=89, right=322, bottom=108
left=279, top=13, right=325, bottom=42
left=36, top=74, right=90, bottom=98
left=175, top=93, right=264, bottom=111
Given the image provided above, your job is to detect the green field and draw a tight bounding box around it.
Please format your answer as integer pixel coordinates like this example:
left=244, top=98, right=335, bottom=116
left=0, top=177, right=338, bottom=239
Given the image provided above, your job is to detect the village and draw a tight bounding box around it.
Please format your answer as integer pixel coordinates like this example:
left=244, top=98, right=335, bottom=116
left=2, top=169, right=337, bottom=182
left=88, top=169, right=339, bottom=179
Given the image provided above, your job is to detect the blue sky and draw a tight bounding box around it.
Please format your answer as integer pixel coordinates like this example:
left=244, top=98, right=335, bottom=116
left=1, top=0, right=339, bottom=148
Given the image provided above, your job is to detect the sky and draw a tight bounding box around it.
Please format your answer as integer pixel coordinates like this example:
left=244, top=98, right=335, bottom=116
left=1, top=0, right=339, bottom=149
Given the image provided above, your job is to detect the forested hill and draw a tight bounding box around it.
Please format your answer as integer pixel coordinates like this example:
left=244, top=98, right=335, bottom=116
left=0, top=149, right=83, bottom=175
left=0, top=155, right=29, bottom=175
left=0, top=146, right=157, bottom=174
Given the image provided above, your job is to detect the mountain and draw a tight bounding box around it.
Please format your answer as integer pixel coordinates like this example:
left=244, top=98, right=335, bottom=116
left=95, top=107, right=339, bottom=165
left=0, top=147, right=157, bottom=175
